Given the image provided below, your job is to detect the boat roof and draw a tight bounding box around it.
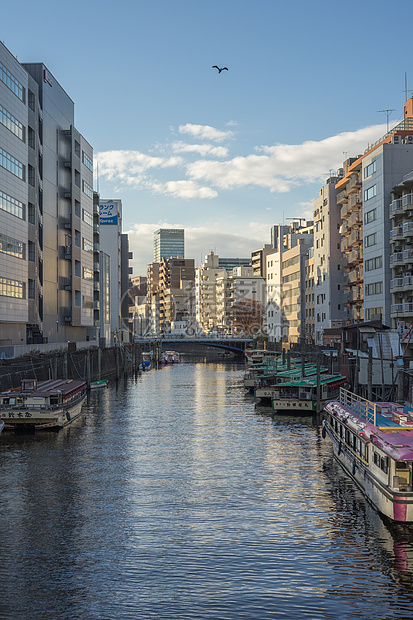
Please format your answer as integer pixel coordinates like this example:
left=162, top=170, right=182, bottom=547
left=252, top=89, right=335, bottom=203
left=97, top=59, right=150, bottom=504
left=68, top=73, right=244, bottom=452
left=326, top=395, right=413, bottom=460
left=1, top=379, right=86, bottom=397
left=281, top=374, right=346, bottom=388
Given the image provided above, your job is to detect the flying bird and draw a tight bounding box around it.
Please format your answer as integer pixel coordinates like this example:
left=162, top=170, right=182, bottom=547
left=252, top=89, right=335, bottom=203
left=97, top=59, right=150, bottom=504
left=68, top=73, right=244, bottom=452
left=212, top=65, right=228, bottom=73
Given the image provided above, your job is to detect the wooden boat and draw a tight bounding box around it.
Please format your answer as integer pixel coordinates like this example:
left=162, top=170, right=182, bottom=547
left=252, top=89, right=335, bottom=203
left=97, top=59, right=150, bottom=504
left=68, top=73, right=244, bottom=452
left=323, top=388, right=413, bottom=522
left=0, top=378, right=87, bottom=432
left=90, top=379, right=109, bottom=389
left=271, top=374, right=347, bottom=414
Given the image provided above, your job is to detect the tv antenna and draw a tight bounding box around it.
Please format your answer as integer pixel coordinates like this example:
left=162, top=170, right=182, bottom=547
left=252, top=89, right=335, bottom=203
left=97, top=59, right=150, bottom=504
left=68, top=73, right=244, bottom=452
left=404, top=72, right=413, bottom=101
left=377, top=108, right=395, bottom=133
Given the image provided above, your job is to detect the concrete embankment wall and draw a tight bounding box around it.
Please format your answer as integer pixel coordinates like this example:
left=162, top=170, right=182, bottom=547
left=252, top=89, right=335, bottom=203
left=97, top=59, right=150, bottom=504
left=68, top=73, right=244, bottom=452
left=0, top=346, right=136, bottom=391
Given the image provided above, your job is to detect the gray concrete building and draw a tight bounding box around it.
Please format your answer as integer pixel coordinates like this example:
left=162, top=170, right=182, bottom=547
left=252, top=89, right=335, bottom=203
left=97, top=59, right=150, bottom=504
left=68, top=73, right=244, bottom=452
left=0, top=42, right=95, bottom=346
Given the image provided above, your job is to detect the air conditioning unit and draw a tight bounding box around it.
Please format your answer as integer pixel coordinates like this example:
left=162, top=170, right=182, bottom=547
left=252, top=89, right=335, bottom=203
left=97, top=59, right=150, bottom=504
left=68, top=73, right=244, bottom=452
left=407, top=136, right=413, bottom=143
left=392, top=135, right=400, bottom=144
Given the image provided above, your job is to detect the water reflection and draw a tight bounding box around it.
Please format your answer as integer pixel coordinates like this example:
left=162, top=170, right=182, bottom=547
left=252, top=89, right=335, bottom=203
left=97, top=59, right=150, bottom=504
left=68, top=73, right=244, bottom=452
left=0, top=362, right=413, bottom=619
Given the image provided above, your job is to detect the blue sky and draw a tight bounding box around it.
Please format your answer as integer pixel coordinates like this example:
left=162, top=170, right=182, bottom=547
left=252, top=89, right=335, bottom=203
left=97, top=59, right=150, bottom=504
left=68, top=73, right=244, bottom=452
left=4, top=0, right=413, bottom=273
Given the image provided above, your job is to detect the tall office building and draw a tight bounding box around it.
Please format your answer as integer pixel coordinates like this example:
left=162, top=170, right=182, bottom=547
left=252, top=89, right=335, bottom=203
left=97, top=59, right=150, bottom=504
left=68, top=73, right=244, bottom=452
left=154, top=228, right=184, bottom=262
left=0, top=42, right=95, bottom=346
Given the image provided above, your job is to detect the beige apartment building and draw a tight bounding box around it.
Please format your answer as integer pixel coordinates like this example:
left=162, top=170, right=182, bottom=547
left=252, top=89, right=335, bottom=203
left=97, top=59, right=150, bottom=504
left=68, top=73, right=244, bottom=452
left=215, top=266, right=266, bottom=334
left=195, top=251, right=227, bottom=333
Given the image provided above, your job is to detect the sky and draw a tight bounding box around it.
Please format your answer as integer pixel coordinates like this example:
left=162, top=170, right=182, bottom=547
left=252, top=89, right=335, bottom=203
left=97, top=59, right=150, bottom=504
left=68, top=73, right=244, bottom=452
left=3, top=0, right=413, bottom=274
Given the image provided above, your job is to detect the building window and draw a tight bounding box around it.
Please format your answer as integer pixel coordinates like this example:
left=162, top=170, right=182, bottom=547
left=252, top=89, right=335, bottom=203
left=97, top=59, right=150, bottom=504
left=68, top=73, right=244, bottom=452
left=74, top=140, right=80, bottom=157
left=28, top=90, right=35, bottom=111
left=82, top=180, right=93, bottom=199
left=82, top=151, right=93, bottom=171
left=28, top=241, right=35, bottom=261
left=82, top=209, right=93, bottom=227
left=0, top=276, right=24, bottom=298
left=0, top=104, right=24, bottom=140
left=0, top=147, right=24, bottom=180
left=28, top=203, right=35, bottom=224
left=364, top=185, right=377, bottom=201
left=364, top=209, right=376, bottom=224
left=28, top=126, right=35, bottom=149
left=75, top=290, right=81, bottom=306
left=0, top=190, right=24, bottom=219
left=28, top=279, right=35, bottom=299
left=83, top=238, right=93, bottom=253
left=75, top=230, right=81, bottom=247
left=83, top=267, right=93, bottom=280
left=365, top=233, right=377, bottom=248
left=365, top=282, right=383, bottom=296
left=0, top=233, right=24, bottom=259
left=75, top=200, right=81, bottom=218
left=365, top=306, right=383, bottom=320
left=0, top=61, right=24, bottom=101
left=75, top=170, right=81, bottom=188
left=365, top=256, right=382, bottom=271
left=75, top=260, right=81, bottom=277
left=364, top=161, right=377, bottom=179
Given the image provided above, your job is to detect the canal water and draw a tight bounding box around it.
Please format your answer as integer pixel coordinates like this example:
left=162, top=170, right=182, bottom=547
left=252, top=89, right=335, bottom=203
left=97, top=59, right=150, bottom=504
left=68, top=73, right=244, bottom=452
left=1, top=361, right=413, bottom=619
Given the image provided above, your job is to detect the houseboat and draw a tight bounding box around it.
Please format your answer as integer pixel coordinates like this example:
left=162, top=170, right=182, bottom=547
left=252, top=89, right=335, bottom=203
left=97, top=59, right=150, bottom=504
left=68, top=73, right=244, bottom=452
left=254, top=364, right=329, bottom=404
left=271, top=374, right=347, bottom=415
left=165, top=351, right=180, bottom=364
left=0, top=378, right=87, bottom=432
left=323, top=388, right=413, bottom=523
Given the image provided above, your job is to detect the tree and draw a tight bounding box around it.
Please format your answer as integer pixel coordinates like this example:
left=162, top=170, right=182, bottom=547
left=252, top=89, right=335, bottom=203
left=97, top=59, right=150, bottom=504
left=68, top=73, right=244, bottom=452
left=228, top=299, right=265, bottom=336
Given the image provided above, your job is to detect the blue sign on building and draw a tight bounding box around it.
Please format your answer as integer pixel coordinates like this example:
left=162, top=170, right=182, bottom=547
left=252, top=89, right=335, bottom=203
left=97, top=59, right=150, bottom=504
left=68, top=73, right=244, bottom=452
left=100, top=203, right=118, bottom=225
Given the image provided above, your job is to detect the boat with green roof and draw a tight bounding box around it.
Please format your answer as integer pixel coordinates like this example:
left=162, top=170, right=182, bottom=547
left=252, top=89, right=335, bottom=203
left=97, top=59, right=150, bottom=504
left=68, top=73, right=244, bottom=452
left=271, top=374, right=347, bottom=415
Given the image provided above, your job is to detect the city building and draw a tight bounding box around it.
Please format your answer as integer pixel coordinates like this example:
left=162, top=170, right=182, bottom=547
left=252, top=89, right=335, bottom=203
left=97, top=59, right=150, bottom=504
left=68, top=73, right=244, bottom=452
left=266, top=222, right=313, bottom=344
left=313, top=173, right=346, bottom=344
left=154, top=228, right=184, bottom=262
left=304, top=248, right=315, bottom=344
left=195, top=251, right=227, bottom=333
left=251, top=244, right=274, bottom=279
left=218, top=257, right=251, bottom=271
left=99, top=199, right=132, bottom=344
left=215, top=266, right=266, bottom=334
left=0, top=42, right=95, bottom=346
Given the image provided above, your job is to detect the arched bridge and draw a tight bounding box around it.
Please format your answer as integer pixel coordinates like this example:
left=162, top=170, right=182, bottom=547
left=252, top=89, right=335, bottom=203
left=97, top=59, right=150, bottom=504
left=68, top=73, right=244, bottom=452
left=133, top=336, right=254, bottom=354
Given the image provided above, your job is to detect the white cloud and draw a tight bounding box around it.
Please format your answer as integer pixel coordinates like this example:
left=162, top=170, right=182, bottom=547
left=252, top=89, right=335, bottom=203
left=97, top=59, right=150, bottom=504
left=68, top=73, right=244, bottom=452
left=96, top=122, right=388, bottom=201
left=171, top=141, right=228, bottom=158
left=187, top=124, right=387, bottom=192
left=160, top=180, right=218, bottom=199
left=178, top=123, right=234, bottom=142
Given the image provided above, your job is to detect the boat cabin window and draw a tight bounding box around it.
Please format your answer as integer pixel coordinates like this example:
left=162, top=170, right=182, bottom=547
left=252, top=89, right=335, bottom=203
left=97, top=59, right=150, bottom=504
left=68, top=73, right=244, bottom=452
left=373, top=451, right=380, bottom=467
left=50, top=396, right=60, bottom=405
left=373, top=451, right=388, bottom=473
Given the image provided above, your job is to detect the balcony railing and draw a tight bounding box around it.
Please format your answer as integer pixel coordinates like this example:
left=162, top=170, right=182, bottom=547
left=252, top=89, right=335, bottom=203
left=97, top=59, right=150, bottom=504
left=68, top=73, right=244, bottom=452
left=403, top=222, right=413, bottom=235
left=348, top=192, right=361, bottom=209
left=336, top=189, right=347, bottom=205
left=391, top=303, right=403, bottom=314
left=390, top=252, right=405, bottom=265
left=390, top=277, right=404, bottom=289
left=390, top=226, right=404, bottom=240
left=402, top=193, right=413, bottom=207
left=390, top=198, right=403, bottom=215
left=347, top=175, right=361, bottom=194
left=341, top=203, right=351, bottom=219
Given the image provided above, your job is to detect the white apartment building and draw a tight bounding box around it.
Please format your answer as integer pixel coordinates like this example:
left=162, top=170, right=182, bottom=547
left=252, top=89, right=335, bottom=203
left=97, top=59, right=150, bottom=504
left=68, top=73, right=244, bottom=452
left=195, top=251, right=227, bottom=333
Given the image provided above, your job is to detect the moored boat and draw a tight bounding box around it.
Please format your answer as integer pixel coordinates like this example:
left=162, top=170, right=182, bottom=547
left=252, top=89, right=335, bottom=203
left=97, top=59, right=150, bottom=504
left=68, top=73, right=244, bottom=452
left=254, top=363, right=329, bottom=404
left=323, top=388, right=413, bottom=522
left=90, top=379, right=109, bottom=389
left=271, top=374, right=347, bottom=414
left=165, top=351, right=180, bottom=364
left=0, top=419, right=4, bottom=433
left=0, top=378, right=87, bottom=432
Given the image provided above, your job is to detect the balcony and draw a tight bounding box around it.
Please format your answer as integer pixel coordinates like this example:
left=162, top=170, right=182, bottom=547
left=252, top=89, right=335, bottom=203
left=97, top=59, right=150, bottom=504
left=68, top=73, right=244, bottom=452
left=404, top=248, right=413, bottom=262
left=348, top=192, right=361, bottom=210
left=64, top=246, right=72, bottom=259
left=341, top=238, right=349, bottom=253
left=390, top=252, right=404, bottom=265
left=336, top=189, right=347, bottom=205
left=403, top=222, right=413, bottom=236
left=348, top=211, right=361, bottom=227
left=390, top=277, right=404, bottom=290
left=341, top=203, right=351, bottom=219
left=348, top=269, right=363, bottom=284
left=403, top=302, right=413, bottom=315
left=347, top=175, right=361, bottom=194
left=347, top=249, right=362, bottom=265
left=402, top=193, right=413, bottom=208
left=404, top=275, right=413, bottom=289
left=391, top=303, right=403, bottom=315
left=390, top=198, right=403, bottom=216
left=390, top=225, right=404, bottom=241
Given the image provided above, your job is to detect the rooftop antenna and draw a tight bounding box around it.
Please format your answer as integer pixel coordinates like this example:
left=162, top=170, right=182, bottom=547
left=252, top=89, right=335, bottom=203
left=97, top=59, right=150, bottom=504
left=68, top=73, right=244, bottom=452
left=343, top=151, right=349, bottom=159
left=377, top=108, right=396, bottom=133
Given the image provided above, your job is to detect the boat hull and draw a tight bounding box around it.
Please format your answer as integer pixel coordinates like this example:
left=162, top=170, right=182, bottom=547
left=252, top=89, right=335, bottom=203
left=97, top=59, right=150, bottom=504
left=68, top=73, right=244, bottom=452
left=272, top=398, right=317, bottom=415
left=325, top=423, right=413, bottom=522
left=1, top=393, right=87, bottom=432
